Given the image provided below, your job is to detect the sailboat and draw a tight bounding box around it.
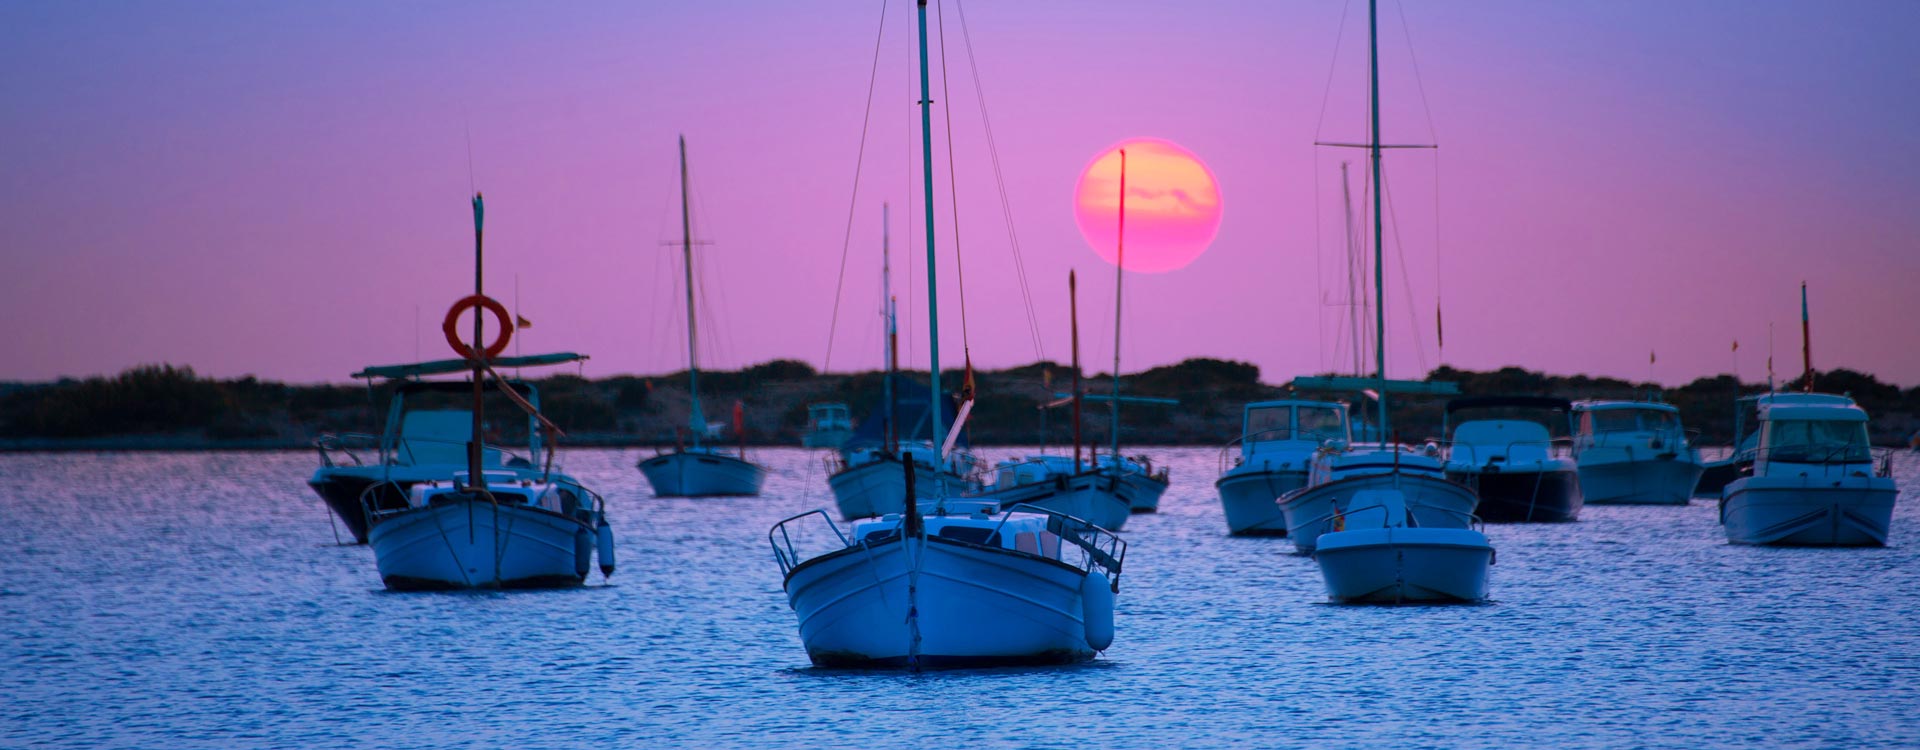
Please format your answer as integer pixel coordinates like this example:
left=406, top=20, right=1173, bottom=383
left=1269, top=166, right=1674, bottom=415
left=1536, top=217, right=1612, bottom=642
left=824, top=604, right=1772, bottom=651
left=1289, top=0, right=1491, bottom=603
left=637, top=136, right=768, bottom=497
left=770, top=1, right=1125, bottom=668
left=365, top=193, right=615, bottom=590
left=829, top=202, right=983, bottom=520
left=1720, top=284, right=1897, bottom=546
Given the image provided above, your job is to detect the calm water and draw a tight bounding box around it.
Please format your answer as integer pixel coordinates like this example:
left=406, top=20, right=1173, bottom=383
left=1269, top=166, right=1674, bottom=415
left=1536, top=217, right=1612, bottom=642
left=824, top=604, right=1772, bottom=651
left=4, top=448, right=1918, bottom=749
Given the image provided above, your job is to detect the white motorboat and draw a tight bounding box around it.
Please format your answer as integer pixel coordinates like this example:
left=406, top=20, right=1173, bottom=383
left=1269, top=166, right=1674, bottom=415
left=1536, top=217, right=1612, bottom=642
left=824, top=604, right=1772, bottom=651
left=1215, top=399, right=1352, bottom=536
left=309, top=357, right=588, bottom=544
left=1571, top=400, right=1704, bottom=505
left=772, top=491, right=1125, bottom=669
left=802, top=402, right=854, bottom=449
left=369, top=471, right=612, bottom=590
left=1315, top=489, right=1492, bottom=604
left=1443, top=396, right=1584, bottom=523
left=1721, top=392, right=1896, bottom=546
left=1278, top=444, right=1479, bottom=554
left=637, top=135, right=767, bottom=497
left=365, top=192, right=614, bottom=590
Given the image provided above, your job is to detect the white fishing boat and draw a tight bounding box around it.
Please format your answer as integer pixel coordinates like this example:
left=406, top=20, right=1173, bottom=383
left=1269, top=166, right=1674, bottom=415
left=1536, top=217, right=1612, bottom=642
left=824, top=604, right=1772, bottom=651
left=366, top=193, right=614, bottom=590
left=1315, top=488, right=1492, bottom=604
left=773, top=1, right=1126, bottom=668
left=1443, top=396, right=1583, bottom=522
left=637, top=136, right=767, bottom=497
left=1283, top=0, right=1483, bottom=566
left=1215, top=399, right=1352, bottom=536
left=802, top=403, right=854, bottom=449
left=309, top=355, right=589, bottom=544
left=1571, top=400, right=1703, bottom=505
left=773, top=488, right=1124, bottom=668
left=1720, top=393, right=1896, bottom=546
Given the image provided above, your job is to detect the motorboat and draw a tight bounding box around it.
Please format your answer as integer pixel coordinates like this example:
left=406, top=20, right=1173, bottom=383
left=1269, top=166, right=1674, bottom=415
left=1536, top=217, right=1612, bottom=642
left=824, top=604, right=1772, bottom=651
left=1215, top=399, right=1352, bottom=536
left=637, top=136, right=767, bottom=497
left=1278, top=442, right=1479, bottom=554
left=1720, top=392, right=1896, bottom=546
left=308, top=354, right=590, bottom=544
left=1314, top=488, right=1492, bottom=604
left=364, top=192, right=614, bottom=590
left=1571, top=400, right=1704, bottom=505
left=1443, top=396, right=1583, bottom=522
left=802, top=403, right=854, bottom=449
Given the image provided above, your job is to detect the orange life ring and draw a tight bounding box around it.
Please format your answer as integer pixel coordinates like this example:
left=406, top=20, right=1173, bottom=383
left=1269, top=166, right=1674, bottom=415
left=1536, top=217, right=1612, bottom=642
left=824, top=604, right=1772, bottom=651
left=441, top=294, right=513, bottom=361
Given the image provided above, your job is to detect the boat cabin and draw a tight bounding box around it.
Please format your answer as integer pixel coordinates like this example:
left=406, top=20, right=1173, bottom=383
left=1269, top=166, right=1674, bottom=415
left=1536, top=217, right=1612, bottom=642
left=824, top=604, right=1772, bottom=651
left=1238, top=400, right=1352, bottom=457
left=379, top=381, right=544, bottom=469
left=806, top=403, right=853, bottom=433
left=1755, top=395, right=1873, bottom=471
left=1571, top=401, right=1689, bottom=456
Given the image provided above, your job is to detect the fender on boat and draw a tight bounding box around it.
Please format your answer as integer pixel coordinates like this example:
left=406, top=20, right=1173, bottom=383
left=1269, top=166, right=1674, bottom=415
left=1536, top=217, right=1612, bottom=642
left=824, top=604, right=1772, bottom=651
left=596, top=517, right=617, bottom=578
left=574, top=527, right=594, bottom=579
left=1081, top=571, right=1115, bottom=651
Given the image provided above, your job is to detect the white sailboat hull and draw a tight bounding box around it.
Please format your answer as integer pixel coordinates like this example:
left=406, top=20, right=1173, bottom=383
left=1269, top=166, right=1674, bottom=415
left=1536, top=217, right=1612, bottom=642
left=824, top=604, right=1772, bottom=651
left=784, top=536, right=1099, bottom=668
left=1577, top=452, right=1703, bottom=505
left=1315, top=527, right=1492, bottom=603
left=828, top=456, right=975, bottom=520
left=368, top=500, right=590, bottom=590
left=1215, top=467, right=1308, bottom=536
left=977, top=473, right=1132, bottom=531
left=638, top=450, right=766, bottom=497
left=1279, top=473, right=1479, bottom=554
left=1721, top=476, right=1896, bottom=546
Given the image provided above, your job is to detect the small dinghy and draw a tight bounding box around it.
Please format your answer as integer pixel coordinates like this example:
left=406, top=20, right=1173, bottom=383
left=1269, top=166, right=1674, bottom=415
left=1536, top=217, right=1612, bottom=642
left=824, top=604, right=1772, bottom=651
left=1315, top=489, right=1492, bottom=604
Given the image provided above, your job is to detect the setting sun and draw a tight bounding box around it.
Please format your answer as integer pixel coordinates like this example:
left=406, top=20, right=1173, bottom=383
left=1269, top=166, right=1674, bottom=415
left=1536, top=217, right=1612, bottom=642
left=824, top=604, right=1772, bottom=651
left=1072, top=138, right=1223, bottom=273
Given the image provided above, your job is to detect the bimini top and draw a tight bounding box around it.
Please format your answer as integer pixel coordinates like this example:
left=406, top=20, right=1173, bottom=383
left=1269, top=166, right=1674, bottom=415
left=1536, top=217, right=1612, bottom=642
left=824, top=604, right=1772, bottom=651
left=352, top=352, right=589, bottom=380
left=1245, top=399, right=1345, bottom=411
left=1446, top=395, right=1572, bottom=414
left=1571, top=400, right=1679, bottom=415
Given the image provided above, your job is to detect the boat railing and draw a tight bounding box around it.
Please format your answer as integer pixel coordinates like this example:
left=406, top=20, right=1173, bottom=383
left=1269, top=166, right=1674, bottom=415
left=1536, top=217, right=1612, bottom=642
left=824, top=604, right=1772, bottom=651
left=1217, top=428, right=1345, bottom=473
left=313, top=432, right=380, bottom=468
left=1755, top=443, right=1878, bottom=471
left=768, top=510, right=853, bottom=578
left=1572, top=427, right=1694, bottom=455
left=1449, top=437, right=1573, bottom=466
left=987, top=504, right=1127, bottom=590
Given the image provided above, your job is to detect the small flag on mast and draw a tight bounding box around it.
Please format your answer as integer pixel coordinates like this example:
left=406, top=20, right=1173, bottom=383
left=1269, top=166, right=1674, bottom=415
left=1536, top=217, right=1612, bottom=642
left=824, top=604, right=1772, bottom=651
left=1650, top=350, right=1657, bottom=365
left=515, top=314, right=532, bottom=330
left=1731, top=340, right=1739, bottom=353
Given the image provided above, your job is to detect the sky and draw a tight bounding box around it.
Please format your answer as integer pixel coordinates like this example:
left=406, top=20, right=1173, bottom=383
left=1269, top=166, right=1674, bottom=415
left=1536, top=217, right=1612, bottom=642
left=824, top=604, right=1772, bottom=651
left=2, top=1, right=1917, bottom=387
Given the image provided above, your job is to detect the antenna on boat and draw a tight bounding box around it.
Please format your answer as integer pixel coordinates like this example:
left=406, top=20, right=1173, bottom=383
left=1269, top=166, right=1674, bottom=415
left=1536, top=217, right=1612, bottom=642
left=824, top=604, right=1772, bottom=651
left=1800, top=281, right=1813, bottom=393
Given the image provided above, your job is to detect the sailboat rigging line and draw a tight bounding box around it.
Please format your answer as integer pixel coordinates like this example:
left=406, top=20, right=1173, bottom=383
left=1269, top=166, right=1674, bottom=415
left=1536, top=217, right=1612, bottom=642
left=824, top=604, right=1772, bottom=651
left=1392, top=0, right=1441, bottom=145
left=954, top=0, right=1046, bottom=362
left=821, top=0, right=891, bottom=375
left=1311, top=0, right=1356, bottom=143
left=1381, top=171, right=1429, bottom=372
left=935, top=0, right=972, bottom=352
left=1314, top=148, right=1325, bottom=372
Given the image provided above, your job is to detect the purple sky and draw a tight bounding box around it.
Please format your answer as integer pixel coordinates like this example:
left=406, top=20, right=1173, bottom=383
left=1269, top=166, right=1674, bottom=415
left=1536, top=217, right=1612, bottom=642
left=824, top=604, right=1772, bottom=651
left=4, top=1, right=1917, bottom=387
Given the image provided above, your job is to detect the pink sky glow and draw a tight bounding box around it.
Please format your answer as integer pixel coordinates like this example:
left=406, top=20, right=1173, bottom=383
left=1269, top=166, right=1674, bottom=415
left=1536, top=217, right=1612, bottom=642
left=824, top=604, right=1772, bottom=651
left=2, top=2, right=1917, bottom=387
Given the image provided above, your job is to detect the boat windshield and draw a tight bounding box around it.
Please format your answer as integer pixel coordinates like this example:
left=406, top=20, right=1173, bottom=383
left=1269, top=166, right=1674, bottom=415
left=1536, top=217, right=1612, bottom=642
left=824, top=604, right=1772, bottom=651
left=1297, top=406, right=1347, bottom=442
left=1587, top=409, right=1677, bottom=435
left=1245, top=406, right=1293, bottom=441
left=1764, top=419, right=1871, bottom=463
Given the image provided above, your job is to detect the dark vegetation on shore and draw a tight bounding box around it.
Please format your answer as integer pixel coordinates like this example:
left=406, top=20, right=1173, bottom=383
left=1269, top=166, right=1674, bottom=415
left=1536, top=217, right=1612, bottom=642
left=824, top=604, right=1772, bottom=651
left=3, top=360, right=1917, bottom=450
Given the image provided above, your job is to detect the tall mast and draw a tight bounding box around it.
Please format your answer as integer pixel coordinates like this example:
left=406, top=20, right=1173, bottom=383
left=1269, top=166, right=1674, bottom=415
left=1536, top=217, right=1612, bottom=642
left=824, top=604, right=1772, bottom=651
left=883, top=202, right=897, bottom=451
left=1111, top=149, right=1127, bottom=460
left=1071, top=270, right=1083, bottom=471
left=1368, top=0, right=1389, bottom=437
left=468, top=193, right=487, bottom=490
left=915, top=0, right=945, bottom=473
left=679, top=135, right=704, bottom=449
